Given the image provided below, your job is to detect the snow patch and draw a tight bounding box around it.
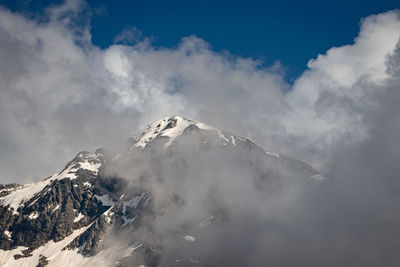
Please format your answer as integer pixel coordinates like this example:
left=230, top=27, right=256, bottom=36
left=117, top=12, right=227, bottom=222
left=134, top=116, right=237, bottom=149
left=0, top=178, right=52, bottom=214
left=121, top=193, right=146, bottom=227
left=184, top=235, right=196, bottom=242
left=55, top=164, right=77, bottom=180
left=95, top=194, right=114, bottom=206
left=134, top=116, right=192, bottom=148
left=265, top=151, right=280, bottom=158
left=52, top=204, right=60, bottom=212
left=28, top=212, right=39, bottom=220
left=231, top=136, right=236, bottom=146
left=123, top=192, right=146, bottom=209
left=4, top=230, right=11, bottom=239
left=196, top=121, right=230, bottom=142
left=74, top=213, right=85, bottom=222
left=3, top=227, right=138, bottom=266
left=121, top=215, right=136, bottom=227
left=55, top=153, right=102, bottom=181
left=102, top=206, right=114, bottom=224
left=0, top=223, right=92, bottom=267
left=78, top=161, right=101, bottom=174
left=309, top=173, right=328, bottom=181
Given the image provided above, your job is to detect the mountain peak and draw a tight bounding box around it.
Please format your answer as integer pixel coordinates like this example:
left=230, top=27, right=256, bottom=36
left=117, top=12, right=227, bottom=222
left=134, top=115, right=222, bottom=149
left=0, top=115, right=325, bottom=266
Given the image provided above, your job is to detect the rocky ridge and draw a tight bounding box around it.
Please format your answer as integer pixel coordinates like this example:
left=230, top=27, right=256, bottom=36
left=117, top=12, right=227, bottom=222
left=0, top=116, right=325, bottom=266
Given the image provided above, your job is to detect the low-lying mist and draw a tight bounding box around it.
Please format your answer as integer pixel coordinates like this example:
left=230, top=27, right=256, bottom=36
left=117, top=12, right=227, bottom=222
left=98, top=129, right=312, bottom=266
left=99, top=109, right=400, bottom=266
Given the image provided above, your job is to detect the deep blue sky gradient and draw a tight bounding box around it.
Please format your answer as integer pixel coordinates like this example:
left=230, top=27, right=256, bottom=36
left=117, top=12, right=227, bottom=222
left=1, top=0, right=398, bottom=80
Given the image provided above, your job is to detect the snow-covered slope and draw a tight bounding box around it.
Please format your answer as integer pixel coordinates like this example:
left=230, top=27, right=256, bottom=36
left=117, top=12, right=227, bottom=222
left=0, top=115, right=325, bottom=267
left=132, top=116, right=320, bottom=179
left=133, top=115, right=235, bottom=149
left=0, top=152, right=103, bottom=215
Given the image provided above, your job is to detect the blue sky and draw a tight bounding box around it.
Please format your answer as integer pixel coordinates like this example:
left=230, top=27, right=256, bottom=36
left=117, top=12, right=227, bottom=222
left=1, top=0, right=398, bottom=80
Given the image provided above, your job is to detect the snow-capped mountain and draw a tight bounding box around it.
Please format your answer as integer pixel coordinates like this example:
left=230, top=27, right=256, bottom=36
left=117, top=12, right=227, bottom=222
left=0, top=116, right=324, bottom=266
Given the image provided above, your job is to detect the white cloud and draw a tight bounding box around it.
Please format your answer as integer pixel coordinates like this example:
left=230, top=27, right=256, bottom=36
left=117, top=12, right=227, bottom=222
left=104, top=46, right=131, bottom=77
left=1, top=3, right=400, bottom=265
left=282, top=11, right=400, bottom=166
left=0, top=2, right=399, bottom=181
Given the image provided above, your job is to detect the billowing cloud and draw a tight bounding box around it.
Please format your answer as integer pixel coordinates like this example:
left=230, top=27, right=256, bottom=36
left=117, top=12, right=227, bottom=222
left=283, top=10, right=400, bottom=166
left=0, top=1, right=399, bottom=184
left=1, top=1, right=400, bottom=265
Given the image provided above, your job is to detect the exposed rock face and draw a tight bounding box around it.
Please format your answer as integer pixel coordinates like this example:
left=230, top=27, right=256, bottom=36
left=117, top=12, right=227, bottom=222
left=0, top=116, right=325, bottom=266
left=0, top=152, right=106, bottom=250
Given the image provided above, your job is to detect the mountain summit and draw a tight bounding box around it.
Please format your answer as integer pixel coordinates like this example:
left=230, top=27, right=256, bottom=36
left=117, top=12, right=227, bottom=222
left=134, top=116, right=234, bottom=149
left=0, top=116, right=323, bottom=266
